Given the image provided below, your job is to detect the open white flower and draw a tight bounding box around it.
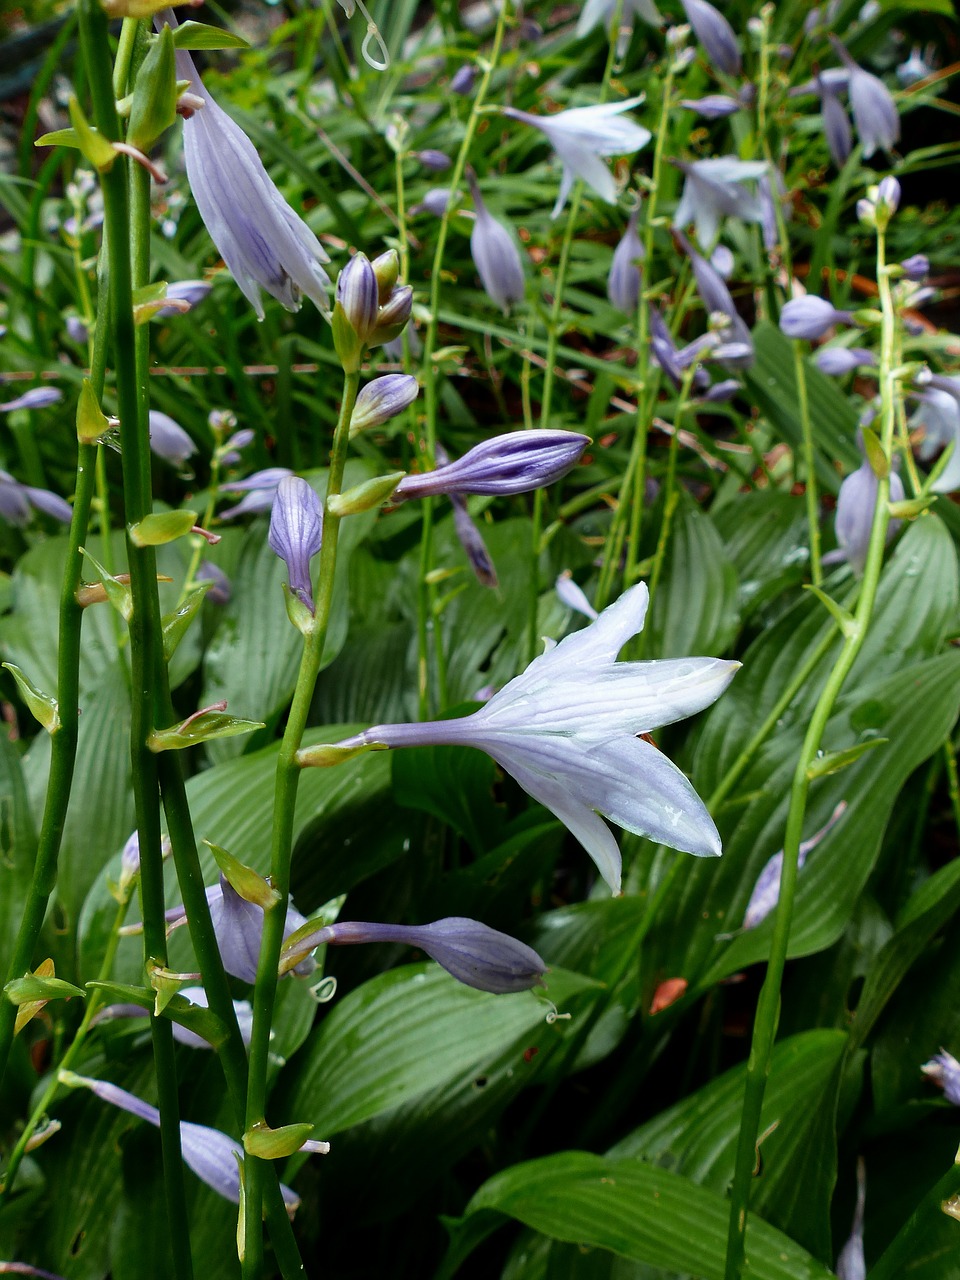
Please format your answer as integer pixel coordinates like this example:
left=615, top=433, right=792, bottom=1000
left=503, top=99, right=651, bottom=218
left=306, top=584, right=739, bottom=892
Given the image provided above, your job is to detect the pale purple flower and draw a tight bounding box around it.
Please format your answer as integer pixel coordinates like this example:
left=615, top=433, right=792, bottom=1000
left=814, top=347, right=876, bottom=377
left=673, top=157, right=768, bottom=250
left=710, top=244, right=734, bottom=279
left=503, top=99, right=651, bottom=219
left=394, top=430, right=588, bottom=501
left=922, top=1049, right=960, bottom=1106
left=336, top=252, right=380, bottom=341
left=451, top=65, right=477, bottom=95
left=196, top=560, right=231, bottom=604
left=680, top=94, right=741, bottom=119
left=742, top=803, right=847, bottom=930
left=160, top=17, right=330, bottom=320
left=416, top=149, right=452, bottom=172
left=318, top=584, right=739, bottom=893
left=608, top=209, right=644, bottom=315
left=283, top=918, right=546, bottom=995
left=556, top=572, right=598, bottom=621
left=897, top=46, right=932, bottom=88
left=412, top=187, right=452, bottom=217
left=268, top=476, right=323, bottom=610
left=577, top=0, right=662, bottom=37
left=901, top=254, right=929, bottom=281
left=0, top=387, right=62, bottom=413
left=65, top=315, right=89, bottom=345
left=818, top=71, right=853, bottom=168
left=154, top=279, right=212, bottom=318
left=779, top=296, right=854, bottom=340
left=835, top=1159, right=867, bottom=1280
left=677, top=232, right=754, bottom=366
left=218, top=467, right=293, bottom=520
left=452, top=498, right=498, bottom=588
left=351, top=374, right=420, bottom=434
left=467, top=171, right=526, bottom=314
left=61, top=1072, right=301, bottom=1209
left=701, top=379, right=741, bottom=403
left=876, top=175, right=901, bottom=214
left=835, top=458, right=904, bottom=575
left=148, top=410, right=197, bottom=465
left=218, top=427, right=255, bottom=467
left=94, top=986, right=254, bottom=1050
left=0, top=471, right=71, bottom=525
left=911, top=384, right=960, bottom=493
left=830, top=38, right=900, bottom=158
left=681, top=0, right=741, bottom=76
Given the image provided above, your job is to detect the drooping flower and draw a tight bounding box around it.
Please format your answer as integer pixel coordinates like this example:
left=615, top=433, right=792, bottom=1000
left=829, top=38, right=900, bottom=158
left=577, top=0, right=662, bottom=38
left=676, top=231, right=754, bottom=366
left=779, top=296, right=854, bottom=340
left=218, top=467, right=293, bottom=520
left=681, top=0, right=742, bottom=77
left=0, top=471, right=72, bottom=525
left=502, top=99, right=651, bottom=219
left=911, top=381, right=960, bottom=493
left=94, top=986, right=254, bottom=1050
left=834, top=454, right=904, bottom=575
left=741, top=803, right=847, bottom=930
left=672, top=157, right=768, bottom=249
left=817, top=70, right=853, bottom=168
left=59, top=1072, right=310, bottom=1207
left=268, top=476, right=324, bottom=611
left=450, top=64, right=477, bottom=96
left=607, top=208, right=644, bottom=315
left=466, top=170, right=526, bottom=315
left=922, top=1049, right=960, bottom=1105
left=680, top=94, right=742, bottom=119
left=835, top=1159, right=867, bottom=1280
left=303, top=584, right=739, bottom=893
left=814, top=347, right=876, bottom=377
left=148, top=410, right=197, bottom=466
left=159, top=15, right=331, bottom=320
left=280, top=917, right=547, bottom=994
left=394, top=430, right=588, bottom=502
left=0, top=387, right=63, bottom=413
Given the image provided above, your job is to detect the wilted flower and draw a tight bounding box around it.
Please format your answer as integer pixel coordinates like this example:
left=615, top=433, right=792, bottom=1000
left=556, top=572, right=598, bottom=621
left=394, top=430, right=589, bottom=501
left=608, top=209, right=644, bottom=314
left=268, top=476, right=324, bottom=611
left=829, top=38, right=900, bottom=158
left=835, top=1159, right=867, bottom=1280
left=741, top=803, right=847, bottom=930
left=922, top=1049, right=960, bottom=1105
left=148, top=410, right=197, bottom=466
left=577, top=0, right=662, bottom=37
left=350, top=374, right=419, bottom=435
left=196, top=560, right=231, bottom=604
left=814, top=347, right=876, bottom=376
left=160, top=18, right=331, bottom=319
left=681, top=0, right=742, bottom=76
left=466, top=170, right=526, bottom=315
left=0, top=471, right=72, bottom=525
left=835, top=455, right=903, bottom=575
left=281, top=917, right=546, bottom=994
left=219, top=467, right=293, bottom=520
left=672, top=157, right=768, bottom=249
left=60, top=1071, right=306, bottom=1208
left=0, top=387, right=63, bottom=413
left=306, top=583, right=739, bottom=893
left=779, top=296, right=854, bottom=340
left=503, top=99, right=650, bottom=219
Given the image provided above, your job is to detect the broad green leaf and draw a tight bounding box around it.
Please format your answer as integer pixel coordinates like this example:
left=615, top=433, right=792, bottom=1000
left=646, top=499, right=739, bottom=659
left=713, top=491, right=809, bottom=618
left=391, top=739, right=505, bottom=856
left=0, top=731, right=37, bottom=980
left=449, top=1151, right=835, bottom=1280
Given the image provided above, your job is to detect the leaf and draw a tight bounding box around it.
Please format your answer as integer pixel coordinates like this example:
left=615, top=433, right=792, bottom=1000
left=128, top=509, right=198, bottom=547
left=0, top=731, right=37, bottom=979
left=713, top=492, right=809, bottom=618
left=447, top=1151, right=836, bottom=1280
left=147, top=710, right=265, bottom=751
left=170, top=20, right=251, bottom=49
left=646, top=498, right=739, bottom=658
left=391, top=738, right=505, bottom=856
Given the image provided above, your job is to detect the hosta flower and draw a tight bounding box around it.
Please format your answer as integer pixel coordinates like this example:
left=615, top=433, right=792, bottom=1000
left=0, top=387, right=62, bottom=413
left=467, top=170, right=526, bottom=315
left=280, top=918, right=547, bottom=994
left=677, top=232, right=754, bottom=367
left=911, top=381, right=960, bottom=493
left=219, top=467, right=293, bottom=520
left=829, top=38, right=900, bottom=158
left=154, top=279, right=212, bottom=318
left=681, top=0, right=741, bottom=77
left=814, top=347, right=876, bottom=377
left=196, top=560, right=231, bottom=604
left=350, top=374, right=419, bottom=435
left=394, top=430, right=589, bottom=502
left=835, top=1160, right=867, bottom=1280
left=148, top=410, right=197, bottom=466
left=817, top=70, right=853, bottom=168
left=607, top=209, right=644, bottom=315
left=779, top=296, right=854, bottom=340
left=268, top=476, right=324, bottom=611
left=0, top=471, right=71, bottom=525
left=556, top=572, right=598, bottom=621
left=835, top=455, right=904, bottom=575
left=577, top=0, right=662, bottom=37
left=159, top=15, right=331, bottom=319
left=305, top=583, right=739, bottom=892
left=741, top=803, right=847, bottom=930
left=922, top=1049, right=960, bottom=1105
left=680, top=94, right=742, bottom=120
left=60, top=1072, right=310, bottom=1207
left=94, top=986, right=254, bottom=1050
left=672, top=157, right=768, bottom=250
left=503, top=99, right=651, bottom=219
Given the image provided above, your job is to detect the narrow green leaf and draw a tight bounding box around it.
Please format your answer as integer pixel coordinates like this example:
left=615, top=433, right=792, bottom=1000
left=171, top=20, right=251, bottom=49
left=806, top=737, right=888, bottom=778
left=148, top=711, right=265, bottom=751
left=5, top=975, right=85, bottom=1004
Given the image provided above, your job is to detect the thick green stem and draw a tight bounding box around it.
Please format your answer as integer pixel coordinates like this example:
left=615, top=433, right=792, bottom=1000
left=722, top=226, right=899, bottom=1280
left=416, top=1, right=510, bottom=716
left=241, top=370, right=360, bottom=1273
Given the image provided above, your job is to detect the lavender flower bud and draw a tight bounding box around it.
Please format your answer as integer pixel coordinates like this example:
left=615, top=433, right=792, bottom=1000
left=22, top=485, right=72, bottom=523
left=412, top=187, right=452, bottom=217
left=779, top=296, right=854, bottom=340
left=416, top=149, right=452, bottom=172
left=680, top=0, right=741, bottom=76
left=268, top=476, right=324, bottom=611
left=452, top=500, right=498, bottom=588
left=901, top=254, right=929, bottom=281
left=922, top=1049, right=960, bottom=1106
left=394, top=430, right=589, bottom=501
left=0, top=476, right=32, bottom=526
left=876, top=175, right=901, bottom=214
left=700, top=378, right=741, bottom=403
left=835, top=458, right=904, bottom=575
left=148, top=410, right=197, bottom=465
left=0, top=387, right=63, bottom=413
left=118, top=832, right=141, bottom=897
left=336, top=252, right=380, bottom=343
left=467, top=170, right=525, bottom=315
left=607, top=209, right=644, bottom=315
left=66, top=315, right=89, bottom=344
left=196, top=560, right=231, bottom=604
left=450, top=64, right=477, bottom=95
left=350, top=374, right=419, bottom=435
left=830, top=38, right=900, bottom=158
left=680, top=94, right=741, bottom=119
left=371, top=285, right=413, bottom=344
left=814, top=347, right=876, bottom=376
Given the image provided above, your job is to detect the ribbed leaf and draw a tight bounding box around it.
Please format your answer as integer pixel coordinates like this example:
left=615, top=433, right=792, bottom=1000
left=647, top=500, right=739, bottom=658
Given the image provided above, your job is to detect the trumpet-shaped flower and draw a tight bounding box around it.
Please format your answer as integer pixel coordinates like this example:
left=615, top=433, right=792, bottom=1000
left=467, top=171, right=526, bottom=315
left=160, top=15, right=330, bottom=319
left=681, top=0, right=741, bottom=77
left=503, top=100, right=651, bottom=219
left=672, top=157, right=767, bottom=249
left=60, top=1072, right=309, bottom=1207
left=307, top=584, right=739, bottom=892
left=608, top=209, right=644, bottom=315
left=219, top=466, right=293, bottom=520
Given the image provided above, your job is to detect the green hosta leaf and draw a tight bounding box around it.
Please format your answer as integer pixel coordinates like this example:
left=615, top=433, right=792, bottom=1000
left=170, top=20, right=251, bottom=49
left=646, top=498, right=739, bottom=658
